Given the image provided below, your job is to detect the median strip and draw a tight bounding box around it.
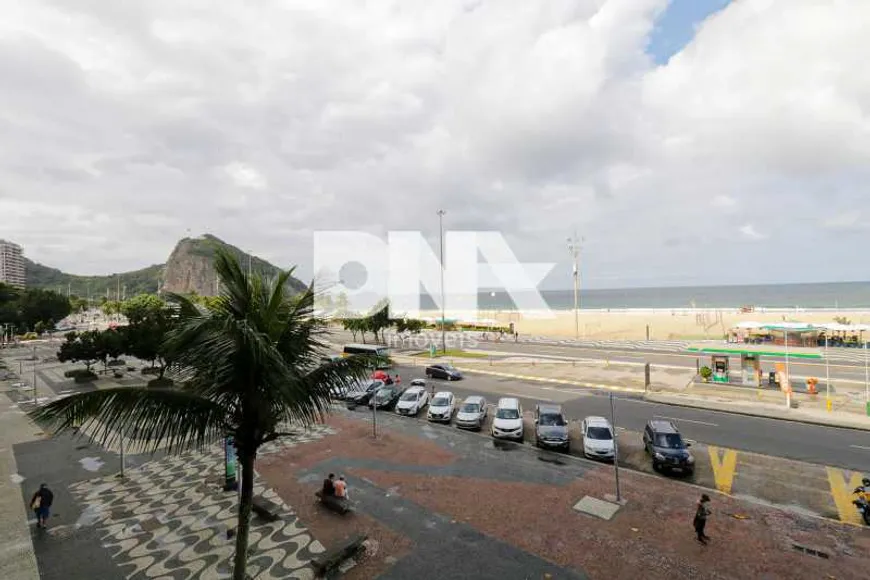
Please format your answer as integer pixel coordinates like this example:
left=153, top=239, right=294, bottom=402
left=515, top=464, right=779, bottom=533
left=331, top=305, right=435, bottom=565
left=452, top=365, right=646, bottom=394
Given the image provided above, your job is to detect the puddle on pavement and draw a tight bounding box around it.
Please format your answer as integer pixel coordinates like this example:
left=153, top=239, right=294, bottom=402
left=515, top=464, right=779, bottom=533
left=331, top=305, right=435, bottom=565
left=486, top=440, right=520, bottom=451
left=538, top=454, right=566, bottom=465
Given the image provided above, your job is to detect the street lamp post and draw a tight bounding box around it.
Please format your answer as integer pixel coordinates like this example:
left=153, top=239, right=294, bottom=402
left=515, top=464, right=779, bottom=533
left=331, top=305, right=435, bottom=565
left=825, top=334, right=831, bottom=411
left=864, top=335, right=869, bottom=411
left=437, top=209, right=447, bottom=354
left=567, top=233, right=582, bottom=340
left=609, top=393, right=621, bottom=502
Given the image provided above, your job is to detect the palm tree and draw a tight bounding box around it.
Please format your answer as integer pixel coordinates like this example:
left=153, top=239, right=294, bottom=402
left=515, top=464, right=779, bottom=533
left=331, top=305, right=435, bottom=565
left=33, top=249, right=370, bottom=579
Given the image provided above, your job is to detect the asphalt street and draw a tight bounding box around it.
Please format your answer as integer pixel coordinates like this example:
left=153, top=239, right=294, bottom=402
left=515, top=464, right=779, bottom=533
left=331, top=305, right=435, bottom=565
left=391, top=365, right=870, bottom=471
left=329, top=328, right=870, bottom=382
left=461, top=339, right=870, bottom=382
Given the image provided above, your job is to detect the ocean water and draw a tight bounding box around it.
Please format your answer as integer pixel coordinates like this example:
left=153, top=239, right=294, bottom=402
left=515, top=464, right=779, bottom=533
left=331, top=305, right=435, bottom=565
left=411, top=281, right=870, bottom=311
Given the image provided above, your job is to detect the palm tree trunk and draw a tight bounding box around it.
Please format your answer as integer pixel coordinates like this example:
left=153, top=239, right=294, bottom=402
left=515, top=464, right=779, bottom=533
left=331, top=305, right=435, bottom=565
left=232, top=450, right=256, bottom=580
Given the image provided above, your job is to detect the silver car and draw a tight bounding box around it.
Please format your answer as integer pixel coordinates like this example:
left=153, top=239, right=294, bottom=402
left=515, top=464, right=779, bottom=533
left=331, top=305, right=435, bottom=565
left=455, top=396, right=488, bottom=430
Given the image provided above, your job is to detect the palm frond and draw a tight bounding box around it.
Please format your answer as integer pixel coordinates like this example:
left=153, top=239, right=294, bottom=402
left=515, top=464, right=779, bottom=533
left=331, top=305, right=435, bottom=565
left=31, top=387, right=227, bottom=454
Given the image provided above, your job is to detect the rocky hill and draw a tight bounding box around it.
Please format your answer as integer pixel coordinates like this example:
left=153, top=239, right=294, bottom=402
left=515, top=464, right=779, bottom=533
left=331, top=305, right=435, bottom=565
left=161, top=234, right=307, bottom=296
left=25, top=234, right=306, bottom=298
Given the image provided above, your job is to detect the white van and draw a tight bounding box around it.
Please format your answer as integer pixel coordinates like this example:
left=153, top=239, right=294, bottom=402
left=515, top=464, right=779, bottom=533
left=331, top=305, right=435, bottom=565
left=491, top=397, right=524, bottom=441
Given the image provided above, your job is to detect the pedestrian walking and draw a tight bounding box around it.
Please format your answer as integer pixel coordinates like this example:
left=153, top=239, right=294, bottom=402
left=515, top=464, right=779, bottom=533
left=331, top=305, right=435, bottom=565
left=693, top=494, right=712, bottom=544
left=31, top=483, right=54, bottom=528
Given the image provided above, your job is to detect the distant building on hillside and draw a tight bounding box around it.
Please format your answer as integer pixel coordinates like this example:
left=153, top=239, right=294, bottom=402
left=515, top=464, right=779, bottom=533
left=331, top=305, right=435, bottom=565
left=0, top=240, right=25, bottom=288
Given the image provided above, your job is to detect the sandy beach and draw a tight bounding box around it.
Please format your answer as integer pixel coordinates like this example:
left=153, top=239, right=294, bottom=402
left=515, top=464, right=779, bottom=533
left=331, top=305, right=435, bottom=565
left=422, top=309, right=870, bottom=340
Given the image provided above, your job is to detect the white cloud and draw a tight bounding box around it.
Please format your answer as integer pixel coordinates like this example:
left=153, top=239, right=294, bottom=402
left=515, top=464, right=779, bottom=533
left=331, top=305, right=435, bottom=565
left=711, top=195, right=736, bottom=208
left=0, top=0, right=866, bottom=287
left=824, top=211, right=866, bottom=230
left=739, top=224, right=766, bottom=240
left=223, top=163, right=267, bottom=190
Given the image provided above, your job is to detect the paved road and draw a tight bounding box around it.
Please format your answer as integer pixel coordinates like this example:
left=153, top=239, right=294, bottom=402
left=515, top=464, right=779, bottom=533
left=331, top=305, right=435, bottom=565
left=330, top=329, right=870, bottom=382
left=392, top=365, right=870, bottom=471
left=472, top=341, right=870, bottom=381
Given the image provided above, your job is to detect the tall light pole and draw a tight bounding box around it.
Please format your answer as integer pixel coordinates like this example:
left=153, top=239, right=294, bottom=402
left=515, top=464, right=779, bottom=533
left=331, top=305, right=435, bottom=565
left=825, top=334, right=831, bottom=410
left=864, top=333, right=869, bottom=410
left=437, top=209, right=447, bottom=354
left=567, top=232, right=583, bottom=340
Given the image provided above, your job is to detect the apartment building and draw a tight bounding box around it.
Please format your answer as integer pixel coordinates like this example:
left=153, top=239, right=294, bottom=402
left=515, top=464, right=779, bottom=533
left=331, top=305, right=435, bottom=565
left=0, top=239, right=25, bottom=288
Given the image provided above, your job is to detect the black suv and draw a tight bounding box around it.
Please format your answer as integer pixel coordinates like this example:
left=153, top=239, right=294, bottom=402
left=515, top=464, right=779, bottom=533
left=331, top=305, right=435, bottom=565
left=642, top=420, right=695, bottom=475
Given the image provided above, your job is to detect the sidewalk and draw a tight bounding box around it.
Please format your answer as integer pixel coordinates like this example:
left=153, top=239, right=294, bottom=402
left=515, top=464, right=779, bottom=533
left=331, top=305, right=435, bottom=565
left=0, top=382, right=42, bottom=580
left=258, top=409, right=870, bottom=580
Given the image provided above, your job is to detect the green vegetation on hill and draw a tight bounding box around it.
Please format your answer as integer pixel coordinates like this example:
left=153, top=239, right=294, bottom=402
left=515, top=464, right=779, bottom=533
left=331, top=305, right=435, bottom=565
left=25, top=258, right=163, bottom=298
left=22, top=233, right=307, bottom=298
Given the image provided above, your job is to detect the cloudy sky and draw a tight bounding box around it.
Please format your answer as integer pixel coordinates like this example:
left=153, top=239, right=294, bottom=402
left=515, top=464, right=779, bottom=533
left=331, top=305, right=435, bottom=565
left=0, top=0, right=867, bottom=290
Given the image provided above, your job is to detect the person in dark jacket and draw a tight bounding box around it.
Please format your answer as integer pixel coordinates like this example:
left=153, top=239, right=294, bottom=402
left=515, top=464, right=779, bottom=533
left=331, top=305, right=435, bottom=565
left=693, top=494, right=711, bottom=544
left=31, top=483, right=54, bottom=528
left=321, top=473, right=335, bottom=496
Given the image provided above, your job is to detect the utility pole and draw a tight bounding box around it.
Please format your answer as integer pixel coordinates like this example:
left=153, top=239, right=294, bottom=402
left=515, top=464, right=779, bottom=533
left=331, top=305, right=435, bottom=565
left=437, top=209, right=447, bottom=354
left=825, top=334, right=831, bottom=411
left=567, top=232, right=583, bottom=340
left=609, top=393, right=621, bottom=501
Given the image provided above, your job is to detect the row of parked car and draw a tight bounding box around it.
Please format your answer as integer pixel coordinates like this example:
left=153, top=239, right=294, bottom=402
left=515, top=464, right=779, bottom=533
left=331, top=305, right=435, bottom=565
left=333, top=366, right=697, bottom=475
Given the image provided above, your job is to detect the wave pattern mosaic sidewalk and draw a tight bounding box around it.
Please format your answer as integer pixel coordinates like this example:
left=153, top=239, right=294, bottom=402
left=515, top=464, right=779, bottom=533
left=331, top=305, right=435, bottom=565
left=66, top=425, right=335, bottom=579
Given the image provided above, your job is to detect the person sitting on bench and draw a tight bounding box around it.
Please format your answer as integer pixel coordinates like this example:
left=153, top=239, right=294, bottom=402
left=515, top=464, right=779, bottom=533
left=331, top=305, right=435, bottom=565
left=322, top=473, right=336, bottom=497
left=334, top=475, right=348, bottom=500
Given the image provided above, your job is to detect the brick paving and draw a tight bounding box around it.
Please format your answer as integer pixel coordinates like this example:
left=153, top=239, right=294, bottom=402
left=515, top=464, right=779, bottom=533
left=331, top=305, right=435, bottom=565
left=258, top=409, right=870, bottom=580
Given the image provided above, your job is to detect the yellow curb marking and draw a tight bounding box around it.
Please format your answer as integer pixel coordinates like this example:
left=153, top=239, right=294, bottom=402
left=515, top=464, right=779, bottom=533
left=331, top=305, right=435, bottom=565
left=826, top=467, right=866, bottom=525
left=707, top=446, right=738, bottom=495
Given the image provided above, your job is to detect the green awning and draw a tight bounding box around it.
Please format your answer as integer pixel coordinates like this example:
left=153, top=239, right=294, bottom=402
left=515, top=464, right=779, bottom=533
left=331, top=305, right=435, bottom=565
left=687, top=346, right=822, bottom=359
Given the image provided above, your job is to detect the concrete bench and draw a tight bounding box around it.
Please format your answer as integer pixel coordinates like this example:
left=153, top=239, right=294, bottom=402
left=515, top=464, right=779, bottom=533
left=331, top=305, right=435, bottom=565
left=314, top=491, right=351, bottom=515
left=251, top=496, right=282, bottom=522
left=311, top=534, right=367, bottom=577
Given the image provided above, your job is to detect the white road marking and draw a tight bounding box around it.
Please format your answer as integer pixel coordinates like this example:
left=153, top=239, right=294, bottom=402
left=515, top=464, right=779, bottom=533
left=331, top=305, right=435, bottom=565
left=653, top=415, right=718, bottom=427
left=850, top=444, right=870, bottom=451
left=505, top=392, right=553, bottom=402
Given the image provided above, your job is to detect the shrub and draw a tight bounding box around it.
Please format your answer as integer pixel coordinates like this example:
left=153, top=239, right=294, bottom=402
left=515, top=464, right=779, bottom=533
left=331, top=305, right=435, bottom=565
left=21, top=332, right=38, bottom=341
left=699, top=366, right=713, bottom=380
left=73, top=370, right=98, bottom=383
left=107, top=359, right=126, bottom=367
left=147, top=377, right=174, bottom=389
left=64, top=368, right=94, bottom=379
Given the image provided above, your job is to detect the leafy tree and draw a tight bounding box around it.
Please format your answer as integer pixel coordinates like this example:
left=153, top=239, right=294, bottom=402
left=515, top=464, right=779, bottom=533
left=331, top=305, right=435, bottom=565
left=342, top=318, right=361, bottom=341
left=33, top=249, right=369, bottom=580
left=16, top=288, right=71, bottom=331
left=394, top=318, right=426, bottom=334
left=363, top=303, right=392, bottom=343
left=120, top=294, right=175, bottom=376
left=57, top=331, right=101, bottom=372
left=69, top=295, right=89, bottom=313
left=101, top=300, right=121, bottom=318
left=97, top=328, right=126, bottom=369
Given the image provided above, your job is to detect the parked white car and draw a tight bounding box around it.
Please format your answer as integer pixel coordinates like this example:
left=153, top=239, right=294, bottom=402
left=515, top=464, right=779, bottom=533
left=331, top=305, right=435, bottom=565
left=491, top=398, right=524, bottom=440
left=455, top=396, right=488, bottom=430
left=581, top=416, right=616, bottom=460
left=427, top=391, right=455, bottom=423
left=395, top=385, right=429, bottom=416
